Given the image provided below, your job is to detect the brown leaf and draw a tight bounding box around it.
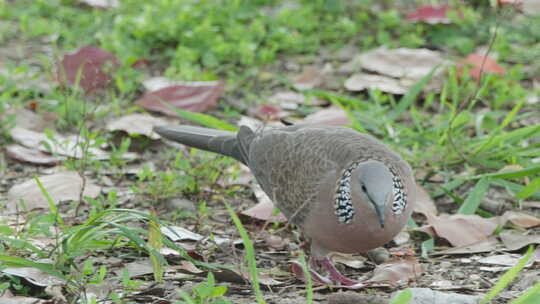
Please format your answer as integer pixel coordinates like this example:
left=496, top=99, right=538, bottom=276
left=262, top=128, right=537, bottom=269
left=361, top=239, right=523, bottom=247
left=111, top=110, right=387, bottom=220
left=406, top=5, right=451, bottom=24
left=501, top=211, right=540, bottom=229
left=500, top=230, right=540, bottom=251
left=292, top=66, right=324, bottom=91
left=302, top=107, right=351, bottom=126
left=2, top=267, right=65, bottom=287
left=344, top=73, right=409, bottom=95
left=460, top=53, right=506, bottom=81
left=57, top=46, right=119, bottom=92
left=0, top=292, right=49, bottom=304
left=432, top=237, right=500, bottom=255
left=106, top=113, right=171, bottom=139
left=358, top=47, right=446, bottom=81
left=413, top=185, right=438, bottom=217
left=241, top=185, right=287, bottom=222
left=6, top=144, right=63, bottom=165
left=428, top=214, right=498, bottom=247
left=137, top=81, right=224, bottom=116
left=6, top=172, right=101, bottom=213
left=367, top=257, right=424, bottom=286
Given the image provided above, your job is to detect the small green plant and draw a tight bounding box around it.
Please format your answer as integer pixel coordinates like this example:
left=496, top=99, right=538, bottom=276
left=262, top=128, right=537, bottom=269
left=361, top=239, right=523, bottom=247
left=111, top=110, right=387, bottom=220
left=177, top=272, right=232, bottom=304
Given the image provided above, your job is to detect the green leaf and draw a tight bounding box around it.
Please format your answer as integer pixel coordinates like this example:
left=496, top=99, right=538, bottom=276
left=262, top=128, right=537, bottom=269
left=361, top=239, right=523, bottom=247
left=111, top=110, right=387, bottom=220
left=211, top=285, right=228, bottom=298
left=162, top=102, right=238, bottom=131
left=511, top=281, right=540, bottom=304
left=480, top=246, right=535, bottom=304
left=517, top=177, right=540, bottom=199
left=389, top=289, right=412, bottom=304
left=458, top=178, right=490, bottom=214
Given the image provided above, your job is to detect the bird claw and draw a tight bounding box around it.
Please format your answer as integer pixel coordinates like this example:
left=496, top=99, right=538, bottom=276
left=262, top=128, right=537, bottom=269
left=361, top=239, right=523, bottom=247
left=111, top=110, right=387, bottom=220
left=310, top=257, right=366, bottom=288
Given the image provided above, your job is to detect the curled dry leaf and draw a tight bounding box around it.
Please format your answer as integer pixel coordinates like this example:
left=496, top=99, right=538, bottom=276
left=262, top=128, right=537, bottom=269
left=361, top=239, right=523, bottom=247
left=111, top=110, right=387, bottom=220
left=501, top=210, right=540, bottom=228
left=344, top=73, right=410, bottom=95
left=57, top=46, right=119, bottom=92
left=6, top=144, right=63, bottom=165
left=302, top=107, right=351, bottom=126
left=359, top=47, right=445, bottom=80
left=2, top=267, right=65, bottom=287
left=106, top=113, right=171, bottom=139
left=0, top=292, right=49, bottom=304
left=241, top=184, right=287, bottom=222
left=367, top=256, right=424, bottom=286
left=137, top=79, right=224, bottom=116
left=406, top=5, right=451, bottom=24
left=160, top=225, right=230, bottom=245
left=6, top=172, right=101, bottom=213
left=460, top=53, right=506, bottom=81
left=500, top=230, right=540, bottom=251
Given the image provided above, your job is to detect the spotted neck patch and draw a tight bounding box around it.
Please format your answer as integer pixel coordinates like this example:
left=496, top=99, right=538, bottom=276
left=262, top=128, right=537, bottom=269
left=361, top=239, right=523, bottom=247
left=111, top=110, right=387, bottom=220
left=334, top=162, right=407, bottom=224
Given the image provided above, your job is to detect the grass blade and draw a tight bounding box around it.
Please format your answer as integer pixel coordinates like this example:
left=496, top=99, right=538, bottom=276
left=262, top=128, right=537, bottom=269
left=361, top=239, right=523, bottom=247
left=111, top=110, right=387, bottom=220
left=225, top=203, right=265, bottom=304
left=517, top=177, right=540, bottom=199
left=458, top=178, right=490, bottom=214
left=511, top=280, right=540, bottom=304
left=298, top=252, right=313, bottom=304
left=467, top=165, right=540, bottom=180
left=480, top=245, right=535, bottom=304
left=389, top=66, right=438, bottom=122
left=389, top=289, right=412, bottom=304
left=162, top=102, right=238, bottom=131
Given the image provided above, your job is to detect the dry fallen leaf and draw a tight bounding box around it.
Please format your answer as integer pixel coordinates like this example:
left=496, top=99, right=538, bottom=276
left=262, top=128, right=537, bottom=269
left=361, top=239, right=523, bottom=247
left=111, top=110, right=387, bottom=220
left=501, top=211, right=540, bottom=228
left=2, top=267, right=65, bottom=287
left=106, top=113, right=171, bottom=139
left=6, top=172, right=101, bottom=213
left=432, top=237, right=500, bottom=255
left=413, top=185, right=438, bottom=217
left=137, top=80, right=224, bottom=116
left=406, top=5, right=451, bottom=24
left=6, top=144, right=63, bottom=165
left=302, top=107, right=351, bottom=126
left=160, top=225, right=230, bottom=245
left=292, top=66, right=325, bottom=91
left=241, top=185, right=287, bottom=222
left=499, top=230, right=540, bottom=251
left=57, top=46, right=119, bottom=92
left=367, top=257, right=424, bottom=286
left=10, top=127, right=136, bottom=160
left=460, top=53, right=506, bottom=81
left=344, top=73, right=410, bottom=95
left=427, top=214, right=498, bottom=247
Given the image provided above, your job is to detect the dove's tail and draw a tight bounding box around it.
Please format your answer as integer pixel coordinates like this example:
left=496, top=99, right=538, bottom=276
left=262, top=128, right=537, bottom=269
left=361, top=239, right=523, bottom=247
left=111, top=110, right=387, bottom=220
left=153, top=125, right=250, bottom=164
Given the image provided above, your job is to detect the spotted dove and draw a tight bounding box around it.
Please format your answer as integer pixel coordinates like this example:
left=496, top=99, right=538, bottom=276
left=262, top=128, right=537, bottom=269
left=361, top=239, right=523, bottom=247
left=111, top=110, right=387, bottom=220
left=153, top=124, right=416, bottom=286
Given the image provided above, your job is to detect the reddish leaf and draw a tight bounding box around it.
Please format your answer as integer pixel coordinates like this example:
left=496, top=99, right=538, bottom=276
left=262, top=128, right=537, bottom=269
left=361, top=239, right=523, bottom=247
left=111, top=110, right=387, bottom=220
left=460, top=53, right=506, bottom=80
left=406, top=5, right=451, bottom=24
left=254, top=104, right=287, bottom=120
left=137, top=81, right=224, bottom=116
left=413, top=185, right=438, bottom=217
left=57, top=46, right=119, bottom=92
